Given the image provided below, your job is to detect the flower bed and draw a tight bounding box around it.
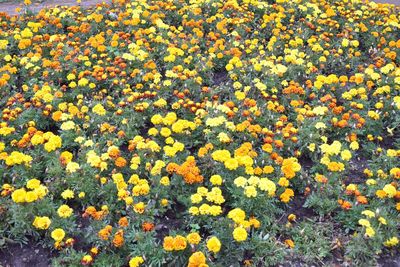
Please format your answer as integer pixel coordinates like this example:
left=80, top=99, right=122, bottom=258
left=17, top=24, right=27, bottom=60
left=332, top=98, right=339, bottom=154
left=0, top=0, right=399, bottom=266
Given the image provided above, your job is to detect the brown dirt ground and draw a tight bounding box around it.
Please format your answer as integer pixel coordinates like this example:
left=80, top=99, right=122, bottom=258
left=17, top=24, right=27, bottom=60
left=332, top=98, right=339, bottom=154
left=0, top=241, right=54, bottom=267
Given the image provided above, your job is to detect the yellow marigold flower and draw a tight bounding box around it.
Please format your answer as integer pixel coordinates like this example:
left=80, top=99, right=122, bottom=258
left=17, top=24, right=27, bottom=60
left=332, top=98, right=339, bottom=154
left=189, top=206, right=199, bottom=215
left=61, top=189, right=74, bottom=199
left=26, top=179, right=41, bottom=190
left=151, top=114, right=163, bottom=125
left=92, top=103, right=106, bottom=116
left=232, top=227, right=247, bottom=242
left=160, top=176, right=170, bottom=186
left=148, top=127, right=158, bottom=136
left=66, top=162, right=80, bottom=173
left=234, top=176, right=247, bottom=188
left=11, top=188, right=26, bottom=203
left=228, top=208, right=246, bottom=224
left=209, top=205, right=222, bottom=216
left=51, top=228, right=65, bottom=242
left=350, top=141, right=359, bottom=150
left=384, top=237, right=399, bottom=247
left=210, top=175, right=222, bottom=186
left=32, top=216, right=51, bottom=229
left=378, top=217, right=387, bottom=225
left=341, top=150, right=352, bottom=161
left=244, top=185, right=257, bottom=198
left=383, top=184, right=396, bottom=198
left=211, top=150, right=231, bottom=162
left=258, top=178, right=276, bottom=196
left=247, top=176, right=259, bottom=186
left=365, top=227, right=375, bottom=237
left=308, top=143, right=316, bottom=152
left=160, top=127, right=171, bottom=137
left=199, top=203, right=211, bottom=215
left=191, top=193, right=202, bottom=204
left=249, top=217, right=261, bottom=228
left=390, top=168, right=400, bottom=179
left=78, top=78, right=89, bottom=87
left=224, top=158, right=239, bottom=170
left=25, top=191, right=38, bottom=203
left=280, top=188, right=294, bottom=203
left=188, top=251, right=207, bottom=267
left=60, top=121, right=75, bottom=131
left=358, top=219, right=370, bottom=228
left=67, top=73, right=76, bottom=80
left=81, top=255, right=93, bottom=265
left=206, top=236, right=221, bottom=253
left=129, top=256, right=144, bottom=267
left=57, top=204, right=73, bottom=218
left=134, top=202, right=145, bottom=214
left=187, top=232, right=201, bottom=245
left=44, top=135, right=62, bottom=152
left=361, top=210, right=375, bottom=218
left=263, top=165, right=274, bottom=174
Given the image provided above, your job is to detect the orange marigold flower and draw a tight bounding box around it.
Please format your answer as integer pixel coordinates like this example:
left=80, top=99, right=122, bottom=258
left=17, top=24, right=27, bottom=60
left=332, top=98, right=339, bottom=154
left=281, top=158, right=301, bottom=179
left=142, top=222, right=154, bottom=232
left=98, top=225, right=112, bottom=240
left=112, top=230, right=124, bottom=248
left=356, top=196, right=368, bottom=204
left=118, top=217, right=129, bottom=227
left=173, top=235, right=187, bottom=250
left=338, top=199, right=352, bottom=210
left=115, top=157, right=127, bottom=167
left=168, top=157, right=203, bottom=184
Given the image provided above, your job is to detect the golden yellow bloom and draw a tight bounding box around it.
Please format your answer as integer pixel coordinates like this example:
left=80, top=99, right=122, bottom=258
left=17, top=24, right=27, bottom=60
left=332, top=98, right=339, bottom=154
left=11, top=188, right=27, bottom=203
left=129, top=256, right=144, bottom=267
left=51, top=228, right=66, bottom=242
left=281, top=158, right=301, bottom=179
left=232, top=227, right=247, bottom=242
left=32, top=216, right=51, bottom=230
left=187, top=232, right=201, bottom=245
left=206, top=236, right=221, bottom=253
left=57, top=204, right=73, bottom=218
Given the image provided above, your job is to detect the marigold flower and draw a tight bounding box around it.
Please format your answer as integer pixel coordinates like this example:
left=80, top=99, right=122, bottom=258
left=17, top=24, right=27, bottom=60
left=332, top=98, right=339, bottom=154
left=206, top=236, right=221, bottom=253
left=232, top=227, right=247, bottom=242
left=142, top=222, right=154, bottom=232
left=32, top=216, right=51, bottom=230
left=187, top=232, right=201, bottom=245
left=129, top=256, right=144, bottom=267
left=112, top=230, right=124, bottom=248
left=163, top=236, right=174, bottom=251
left=188, top=251, right=207, bottom=267
left=57, top=204, right=73, bottom=218
left=285, top=239, right=295, bottom=248
left=81, top=255, right=93, bottom=265
left=51, top=228, right=66, bottom=242
left=281, top=158, right=301, bottom=179
left=118, top=217, right=129, bottom=227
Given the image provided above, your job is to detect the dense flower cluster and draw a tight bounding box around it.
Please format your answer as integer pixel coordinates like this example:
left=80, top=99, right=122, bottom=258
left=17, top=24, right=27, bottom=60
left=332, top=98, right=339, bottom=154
left=0, top=0, right=399, bottom=265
